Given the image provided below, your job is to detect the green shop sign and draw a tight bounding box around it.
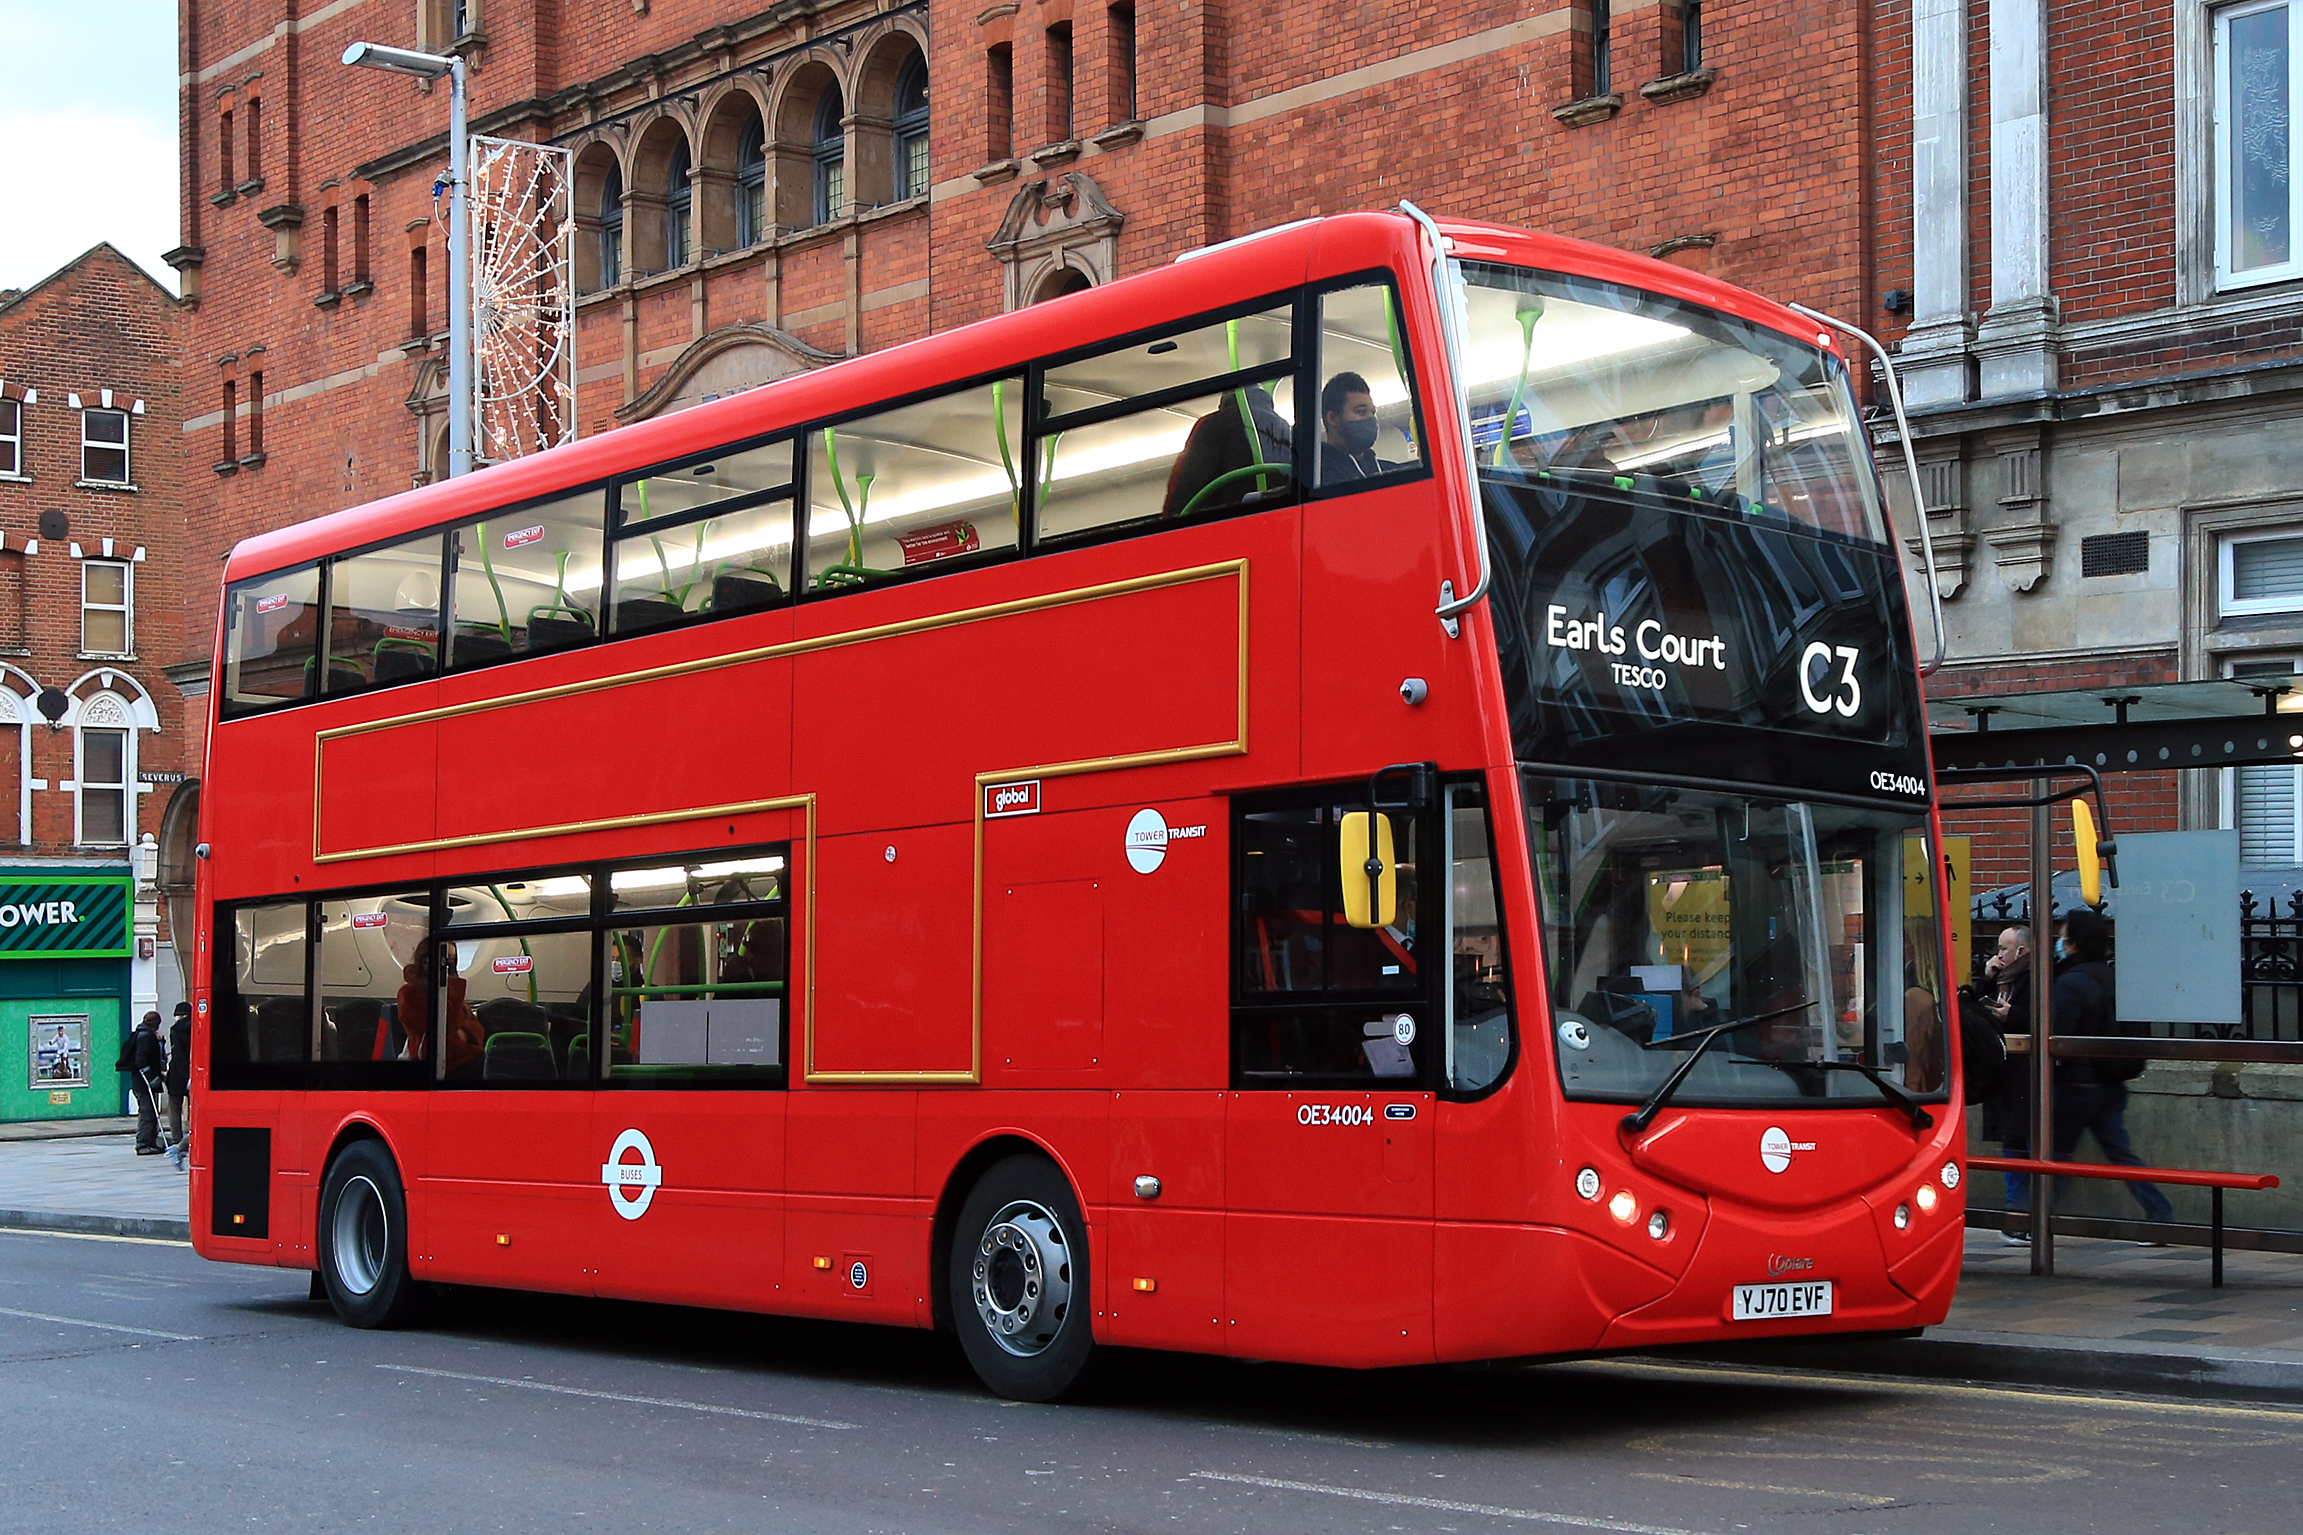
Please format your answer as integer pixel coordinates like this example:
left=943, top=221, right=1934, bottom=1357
left=0, top=878, right=131, bottom=960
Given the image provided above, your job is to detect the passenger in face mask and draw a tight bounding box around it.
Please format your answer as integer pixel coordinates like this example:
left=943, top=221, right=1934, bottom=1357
left=1318, top=371, right=1393, bottom=484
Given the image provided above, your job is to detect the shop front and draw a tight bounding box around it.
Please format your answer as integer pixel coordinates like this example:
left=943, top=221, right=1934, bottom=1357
left=0, top=869, right=133, bottom=1124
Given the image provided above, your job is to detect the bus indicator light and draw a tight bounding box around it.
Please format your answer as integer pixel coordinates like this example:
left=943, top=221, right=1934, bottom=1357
left=1576, top=1167, right=1602, bottom=1200
left=1608, top=1190, right=1638, bottom=1224
left=984, top=780, right=1041, bottom=818
left=1941, top=1162, right=1962, bottom=1190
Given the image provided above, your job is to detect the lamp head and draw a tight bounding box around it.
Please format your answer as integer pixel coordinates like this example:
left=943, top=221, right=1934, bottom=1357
left=341, top=41, right=454, bottom=78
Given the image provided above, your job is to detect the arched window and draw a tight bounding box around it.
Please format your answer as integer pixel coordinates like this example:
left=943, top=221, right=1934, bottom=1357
left=893, top=55, right=929, bottom=201
left=812, top=85, right=846, bottom=226
left=599, top=164, right=625, bottom=287
left=736, top=116, right=768, bottom=246
left=665, top=138, right=693, bottom=269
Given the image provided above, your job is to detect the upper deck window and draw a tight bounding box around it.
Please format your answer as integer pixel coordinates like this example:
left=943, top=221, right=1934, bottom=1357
left=613, top=437, right=795, bottom=631
left=223, top=566, right=322, bottom=713
left=806, top=380, right=1024, bottom=589
left=327, top=530, right=446, bottom=692
left=1038, top=301, right=1296, bottom=541
left=1456, top=262, right=1886, bottom=545
left=449, top=489, right=607, bottom=668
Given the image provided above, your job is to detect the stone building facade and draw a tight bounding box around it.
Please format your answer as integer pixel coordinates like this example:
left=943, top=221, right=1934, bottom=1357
left=0, top=245, right=187, bottom=1119
left=1874, top=0, right=2303, bottom=892
left=169, top=0, right=1885, bottom=710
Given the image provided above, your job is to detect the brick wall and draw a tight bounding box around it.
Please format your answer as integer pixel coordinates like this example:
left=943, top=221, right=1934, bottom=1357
left=176, top=0, right=1882, bottom=689
left=0, top=244, right=187, bottom=857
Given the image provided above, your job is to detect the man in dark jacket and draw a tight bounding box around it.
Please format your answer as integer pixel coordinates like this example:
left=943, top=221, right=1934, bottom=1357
left=120, top=1012, right=165, bottom=1154
left=2049, top=909, right=2173, bottom=1225
left=165, top=1002, right=192, bottom=1168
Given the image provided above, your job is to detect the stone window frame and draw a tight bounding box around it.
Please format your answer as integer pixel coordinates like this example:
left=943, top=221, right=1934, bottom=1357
left=2180, top=0, right=2303, bottom=301
left=73, top=394, right=138, bottom=490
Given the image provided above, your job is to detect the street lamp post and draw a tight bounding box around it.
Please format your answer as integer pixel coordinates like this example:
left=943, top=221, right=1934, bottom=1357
left=341, top=42, right=472, bottom=480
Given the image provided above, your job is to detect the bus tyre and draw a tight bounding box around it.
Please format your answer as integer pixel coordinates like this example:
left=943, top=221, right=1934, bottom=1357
left=317, top=1140, right=424, bottom=1329
left=950, top=1155, right=1096, bottom=1401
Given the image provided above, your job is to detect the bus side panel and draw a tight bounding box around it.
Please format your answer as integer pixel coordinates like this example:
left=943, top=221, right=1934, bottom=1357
left=422, top=1093, right=598, bottom=1297
left=784, top=1088, right=920, bottom=1323
left=1223, top=1091, right=1434, bottom=1366
left=1299, top=483, right=1482, bottom=780
left=588, top=1092, right=786, bottom=1311
left=981, top=796, right=1227, bottom=1091
left=1102, top=1090, right=1226, bottom=1354
left=314, top=716, right=441, bottom=863
left=791, top=548, right=1252, bottom=835
left=808, top=826, right=975, bottom=1077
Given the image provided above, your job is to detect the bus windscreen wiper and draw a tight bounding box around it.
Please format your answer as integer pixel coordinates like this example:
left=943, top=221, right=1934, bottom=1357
left=1803, top=1059, right=1935, bottom=1130
left=1620, top=1000, right=1814, bottom=1137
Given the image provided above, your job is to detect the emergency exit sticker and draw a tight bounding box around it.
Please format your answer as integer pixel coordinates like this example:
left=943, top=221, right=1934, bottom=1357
left=984, top=780, right=1041, bottom=818
left=503, top=524, right=546, bottom=550
left=493, top=955, right=535, bottom=975
left=350, top=913, right=389, bottom=929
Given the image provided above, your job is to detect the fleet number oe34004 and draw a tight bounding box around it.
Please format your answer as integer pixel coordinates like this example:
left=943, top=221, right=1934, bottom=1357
left=1731, top=1279, right=1835, bottom=1321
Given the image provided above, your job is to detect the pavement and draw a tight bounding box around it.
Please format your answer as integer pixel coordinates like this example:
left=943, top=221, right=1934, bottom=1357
left=4, top=1125, right=2300, bottom=1403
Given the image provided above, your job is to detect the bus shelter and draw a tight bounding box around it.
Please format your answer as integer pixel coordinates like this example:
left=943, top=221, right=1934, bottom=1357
left=1929, top=675, right=2303, bottom=1274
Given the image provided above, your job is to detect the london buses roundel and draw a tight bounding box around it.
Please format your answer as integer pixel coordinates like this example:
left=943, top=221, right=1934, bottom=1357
left=600, top=1128, right=664, bottom=1220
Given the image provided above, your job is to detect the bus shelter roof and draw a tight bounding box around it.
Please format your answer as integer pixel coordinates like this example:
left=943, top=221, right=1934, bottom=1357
left=1928, top=674, right=2303, bottom=774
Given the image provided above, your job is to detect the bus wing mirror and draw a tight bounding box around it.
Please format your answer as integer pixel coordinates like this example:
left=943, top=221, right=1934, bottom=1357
left=1339, top=811, right=1397, bottom=930
left=2073, top=798, right=2105, bottom=908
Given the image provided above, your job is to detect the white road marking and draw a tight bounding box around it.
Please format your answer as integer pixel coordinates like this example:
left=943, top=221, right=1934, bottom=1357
left=1189, top=1471, right=1704, bottom=1533
left=375, top=1364, right=858, bottom=1429
left=1630, top=1471, right=1896, bottom=1506
left=0, top=1305, right=201, bottom=1341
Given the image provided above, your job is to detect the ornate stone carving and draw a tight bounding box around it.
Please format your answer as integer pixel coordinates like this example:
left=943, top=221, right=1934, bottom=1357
left=614, top=322, right=842, bottom=422
left=986, top=172, right=1124, bottom=311
left=1985, top=441, right=2056, bottom=592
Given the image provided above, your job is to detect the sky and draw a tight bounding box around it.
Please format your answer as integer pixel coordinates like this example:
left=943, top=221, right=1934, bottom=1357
left=0, top=2, right=180, bottom=294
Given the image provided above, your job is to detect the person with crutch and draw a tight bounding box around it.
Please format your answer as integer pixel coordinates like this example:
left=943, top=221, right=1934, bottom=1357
left=121, top=1012, right=166, bottom=1155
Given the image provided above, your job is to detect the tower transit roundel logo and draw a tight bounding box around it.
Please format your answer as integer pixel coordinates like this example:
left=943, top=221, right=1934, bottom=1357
left=601, top=1128, right=664, bottom=1220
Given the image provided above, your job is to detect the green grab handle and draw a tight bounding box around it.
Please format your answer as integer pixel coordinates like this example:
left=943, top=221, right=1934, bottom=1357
left=1174, top=460, right=1289, bottom=520
left=1491, top=302, right=1544, bottom=469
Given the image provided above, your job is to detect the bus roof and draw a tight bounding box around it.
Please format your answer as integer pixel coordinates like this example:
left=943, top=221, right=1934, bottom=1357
left=222, top=210, right=1839, bottom=582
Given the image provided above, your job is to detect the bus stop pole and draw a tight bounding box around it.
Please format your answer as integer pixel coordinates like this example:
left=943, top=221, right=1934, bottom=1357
left=2029, top=780, right=2055, bottom=1277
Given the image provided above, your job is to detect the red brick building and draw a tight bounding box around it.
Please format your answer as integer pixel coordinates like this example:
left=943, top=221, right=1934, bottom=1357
left=1867, top=1, right=2303, bottom=901
left=168, top=0, right=1880, bottom=714
left=0, top=244, right=187, bottom=1119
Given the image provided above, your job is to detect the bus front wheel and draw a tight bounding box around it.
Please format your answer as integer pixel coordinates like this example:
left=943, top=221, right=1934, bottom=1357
left=949, top=1154, right=1097, bottom=1401
left=317, top=1140, right=424, bottom=1329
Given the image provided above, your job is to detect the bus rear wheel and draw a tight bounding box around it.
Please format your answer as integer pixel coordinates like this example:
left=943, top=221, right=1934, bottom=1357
left=317, top=1140, right=424, bottom=1329
left=949, top=1154, right=1096, bottom=1401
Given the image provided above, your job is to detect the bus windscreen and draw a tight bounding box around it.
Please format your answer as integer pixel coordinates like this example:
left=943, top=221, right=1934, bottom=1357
left=1526, top=774, right=1949, bottom=1111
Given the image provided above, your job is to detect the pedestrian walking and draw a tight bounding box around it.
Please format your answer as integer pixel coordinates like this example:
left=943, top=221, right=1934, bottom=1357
left=165, top=1001, right=192, bottom=1170
left=2049, top=909, right=2172, bottom=1228
left=119, top=1012, right=166, bottom=1155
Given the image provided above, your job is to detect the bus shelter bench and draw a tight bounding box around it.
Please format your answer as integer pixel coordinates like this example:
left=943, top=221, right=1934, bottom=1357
left=1968, top=1156, right=2281, bottom=1288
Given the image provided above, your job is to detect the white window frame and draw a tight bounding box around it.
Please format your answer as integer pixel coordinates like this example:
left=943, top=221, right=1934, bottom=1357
left=0, top=398, right=22, bottom=480
left=2213, top=0, right=2303, bottom=291
left=74, top=724, right=132, bottom=849
left=2220, top=655, right=2303, bottom=863
left=79, top=407, right=131, bottom=487
left=80, top=560, right=133, bottom=657
left=2217, top=525, right=2303, bottom=615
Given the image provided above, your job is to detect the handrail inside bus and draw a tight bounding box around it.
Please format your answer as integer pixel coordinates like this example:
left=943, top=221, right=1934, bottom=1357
left=1787, top=302, right=1947, bottom=679
left=1398, top=201, right=1491, bottom=640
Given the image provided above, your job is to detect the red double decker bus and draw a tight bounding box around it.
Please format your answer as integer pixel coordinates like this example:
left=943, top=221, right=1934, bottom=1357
left=191, top=209, right=1961, bottom=1400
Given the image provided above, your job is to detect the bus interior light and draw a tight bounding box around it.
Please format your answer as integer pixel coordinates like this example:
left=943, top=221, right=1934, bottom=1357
left=1915, top=1183, right=1938, bottom=1214
left=1607, top=1190, right=1638, bottom=1224
left=1941, top=1161, right=1961, bottom=1190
